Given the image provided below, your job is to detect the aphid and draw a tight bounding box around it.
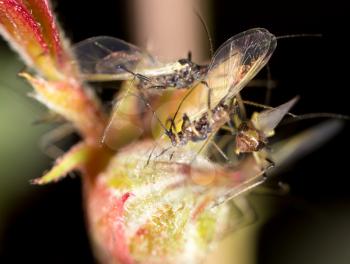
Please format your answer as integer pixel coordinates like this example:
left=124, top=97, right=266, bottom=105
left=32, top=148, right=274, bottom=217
left=235, top=97, right=299, bottom=154
left=73, top=28, right=277, bottom=94
left=98, top=28, right=277, bottom=152
left=163, top=96, right=298, bottom=167
left=73, top=36, right=208, bottom=90
left=162, top=28, right=277, bottom=150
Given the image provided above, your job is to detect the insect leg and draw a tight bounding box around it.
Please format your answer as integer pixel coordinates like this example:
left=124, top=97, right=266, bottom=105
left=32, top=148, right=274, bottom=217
left=211, top=141, right=229, bottom=161
left=146, top=139, right=161, bottom=166
left=146, top=143, right=157, bottom=166
left=123, top=75, right=175, bottom=144
left=200, top=80, right=214, bottom=124
left=235, top=93, right=247, bottom=120
left=210, top=162, right=272, bottom=208
left=228, top=98, right=240, bottom=131
left=166, top=117, right=177, bottom=133
left=155, top=146, right=173, bottom=159
left=170, top=84, right=198, bottom=126
left=128, top=90, right=173, bottom=139
left=118, top=65, right=168, bottom=90
left=181, top=114, right=192, bottom=130
left=145, top=132, right=175, bottom=166
left=208, top=85, right=212, bottom=111
left=182, top=113, right=206, bottom=141
left=118, top=65, right=152, bottom=83
left=200, top=81, right=212, bottom=111
left=169, top=151, right=175, bottom=161
left=190, top=132, right=215, bottom=164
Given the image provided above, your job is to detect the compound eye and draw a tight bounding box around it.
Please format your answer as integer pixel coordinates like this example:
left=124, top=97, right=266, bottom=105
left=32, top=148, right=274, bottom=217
left=178, top=59, right=189, bottom=65
left=256, top=140, right=266, bottom=151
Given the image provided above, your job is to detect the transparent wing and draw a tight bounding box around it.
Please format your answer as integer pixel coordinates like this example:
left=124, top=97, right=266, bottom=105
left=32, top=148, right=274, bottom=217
left=167, top=28, right=277, bottom=129
left=208, top=28, right=277, bottom=106
left=177, top=28, right=277, bottom=121
left=101, top=82, right=146, bottom=151
left=73, top=36, right=157, bottom=81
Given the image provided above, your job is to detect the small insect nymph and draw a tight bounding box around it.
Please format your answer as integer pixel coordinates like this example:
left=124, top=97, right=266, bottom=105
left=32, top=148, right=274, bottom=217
left=235, top=122, right=266, bottom=153
left=235, top=97, right=299, bottom=154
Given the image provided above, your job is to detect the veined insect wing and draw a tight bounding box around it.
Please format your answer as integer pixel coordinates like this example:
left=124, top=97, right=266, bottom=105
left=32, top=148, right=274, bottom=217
left=101, top=82, right=148, bottom=151
left=73, top=36, right=157, bottom=77
left=207, top=28, right=277, bottom=107
left=180, top=28, right=277, bottom=122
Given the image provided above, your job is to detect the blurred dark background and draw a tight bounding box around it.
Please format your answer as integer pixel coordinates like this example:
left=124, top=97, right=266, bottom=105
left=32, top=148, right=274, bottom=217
left=0, top=0, right=349, bottom=263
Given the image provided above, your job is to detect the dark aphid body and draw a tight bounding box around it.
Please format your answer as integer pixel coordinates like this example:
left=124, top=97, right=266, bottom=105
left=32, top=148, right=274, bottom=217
left=160, top=28, right=278, bottom=151
left=167, top=101, right=233, bottom=146
left=137, top=59, right=209, bottom=90
left=166, top=96, right=298, bottom=156
left=73, top=36, right=209, bottom=89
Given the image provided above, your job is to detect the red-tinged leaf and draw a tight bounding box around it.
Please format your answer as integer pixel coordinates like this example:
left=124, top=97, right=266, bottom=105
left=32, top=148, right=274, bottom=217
left=0, top=0, right=55, bottom=78
left=0, top=0, right=78, bottom=80
left=1, top=1, right=106, bottom=143
left=19, top=72, right=107, bottom=142
left=22, top=0, right=65, bottom=65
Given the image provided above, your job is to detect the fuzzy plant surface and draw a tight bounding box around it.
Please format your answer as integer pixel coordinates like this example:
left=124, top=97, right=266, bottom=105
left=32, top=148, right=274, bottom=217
left=0, top=1, right=343, bottom=264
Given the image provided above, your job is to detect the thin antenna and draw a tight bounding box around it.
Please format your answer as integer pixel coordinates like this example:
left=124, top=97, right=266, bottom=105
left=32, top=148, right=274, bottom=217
left=120, top=75, right=171, bottom=135
left=128, top=90, right=170, bottom=134
left=211, top=141, right=229, bottom=161
left=118, top=65, right=152, bottom=83
left=283, top=112, right=350, bottom=125
left=242, top=100, right=349, bottom=125
left=170, top=84, right=199, bottom=130
left=277, top=34, right=322, bottom=40
left=193, top=8, right=214, bottom=58
left=242, top=100, right=297, bottom=118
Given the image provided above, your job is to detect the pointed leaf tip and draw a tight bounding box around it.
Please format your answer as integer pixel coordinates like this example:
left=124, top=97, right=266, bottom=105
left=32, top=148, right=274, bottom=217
left=31, top=142, right=92, bottom=185
left=253, top=96, right=299, bottom=135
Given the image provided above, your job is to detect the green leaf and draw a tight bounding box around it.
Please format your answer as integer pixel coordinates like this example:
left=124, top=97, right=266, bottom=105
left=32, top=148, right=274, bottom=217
left=32, top=142, right=92, bottom=185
